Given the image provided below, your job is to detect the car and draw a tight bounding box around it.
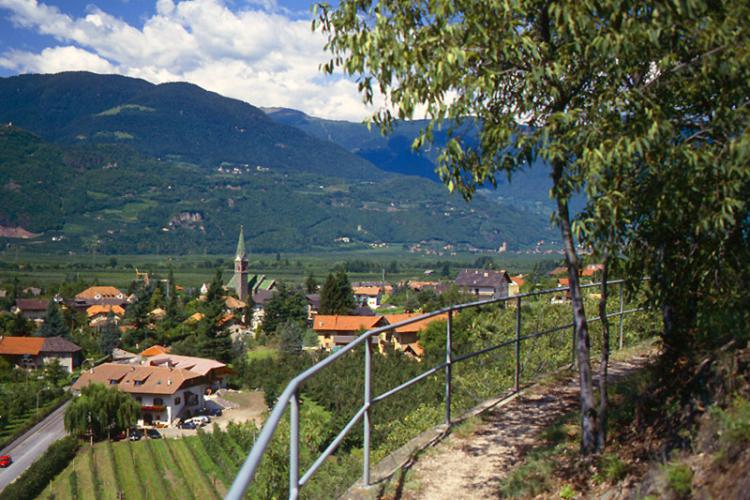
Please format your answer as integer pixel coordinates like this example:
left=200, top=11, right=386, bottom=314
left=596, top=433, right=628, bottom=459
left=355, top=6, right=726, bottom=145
left=189, top=415, right=210, bottom=426
left=0, top=455, right=11, bottom=468
left=179, top=421, right=197, bottom=430
left=129, top=430, right=142, bottom=441
left=207, top=407, right=223, bottom=417
left=146, top=428, right=162, bottom=439
left=112, top=430, right=126, bottom=441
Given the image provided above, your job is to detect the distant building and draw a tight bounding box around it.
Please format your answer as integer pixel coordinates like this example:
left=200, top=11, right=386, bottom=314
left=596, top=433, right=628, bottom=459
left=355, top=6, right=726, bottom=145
left=454, top=269, right=512, bottom=299
left=352, top=286, right=382, bottom=309
left=226, top=226, right=249, bottom=301
left=313, top=315, right=386, bottom=350
left=73, top=286, right=127, bottom=311
left=0, top=336, right=82, bottom=372
left=383, top=313, right=448, bottom=358
left=86, top=304, right=126, bottom=327
left=13, top=299, right=49, bottom=321
left=509, top=275, right=526, bottom=296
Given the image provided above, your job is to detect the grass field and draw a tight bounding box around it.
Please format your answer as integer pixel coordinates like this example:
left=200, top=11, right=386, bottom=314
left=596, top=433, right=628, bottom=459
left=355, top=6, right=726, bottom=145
left=40, top=436, right=235, bottom=500
left=0, top=249, right=556, bottom=289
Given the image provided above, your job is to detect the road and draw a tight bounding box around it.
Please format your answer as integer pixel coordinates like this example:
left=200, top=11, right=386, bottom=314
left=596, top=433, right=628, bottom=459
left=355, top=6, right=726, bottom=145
left=0, top=401, right=70, bottom=493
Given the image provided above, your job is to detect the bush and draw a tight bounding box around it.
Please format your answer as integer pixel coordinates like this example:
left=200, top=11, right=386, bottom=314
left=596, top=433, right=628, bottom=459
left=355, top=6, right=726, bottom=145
left=1, top=435, right=79, bottom=500
left=664, top=462, right=693, bottom=498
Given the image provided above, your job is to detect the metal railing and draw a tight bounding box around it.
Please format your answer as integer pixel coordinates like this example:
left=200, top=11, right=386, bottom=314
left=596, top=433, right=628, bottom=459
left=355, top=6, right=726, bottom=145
left=227, top=279, right=644, bottom=499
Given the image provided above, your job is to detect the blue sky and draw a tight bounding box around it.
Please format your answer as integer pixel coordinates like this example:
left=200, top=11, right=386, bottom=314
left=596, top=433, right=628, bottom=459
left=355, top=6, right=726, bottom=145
left=0, top=0, right=372, bottom=120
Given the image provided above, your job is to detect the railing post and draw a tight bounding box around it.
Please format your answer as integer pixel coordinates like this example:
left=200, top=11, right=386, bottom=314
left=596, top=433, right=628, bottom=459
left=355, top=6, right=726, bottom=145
left=445, top=308, right=453, bottom=425
left=514, top=296, right=522, bottom=392
left=618, top=282, right=625, bottom=350
left=289, top=391, right=300, bottom=499
left=363, top=336, right=372, bottom=486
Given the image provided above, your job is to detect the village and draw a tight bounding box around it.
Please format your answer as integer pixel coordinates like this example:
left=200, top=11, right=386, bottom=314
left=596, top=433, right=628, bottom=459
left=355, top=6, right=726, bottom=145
left=0, top=227, right=607, bottom=438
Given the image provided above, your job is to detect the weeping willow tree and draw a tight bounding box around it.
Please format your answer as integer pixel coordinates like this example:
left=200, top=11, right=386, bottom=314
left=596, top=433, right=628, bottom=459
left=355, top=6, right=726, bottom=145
left=65, top=383, right=140, bottom=441
left=315, top=0, right=750, bottom=452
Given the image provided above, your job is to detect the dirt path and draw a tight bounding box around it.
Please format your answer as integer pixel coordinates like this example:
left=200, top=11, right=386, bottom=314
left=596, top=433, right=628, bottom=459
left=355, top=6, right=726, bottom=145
left=399, top=354, right=651, bottom=499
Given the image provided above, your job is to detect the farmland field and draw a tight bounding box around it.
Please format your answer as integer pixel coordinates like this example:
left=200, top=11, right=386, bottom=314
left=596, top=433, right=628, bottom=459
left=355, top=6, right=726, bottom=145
left=39, top=435, right=237, bottom=500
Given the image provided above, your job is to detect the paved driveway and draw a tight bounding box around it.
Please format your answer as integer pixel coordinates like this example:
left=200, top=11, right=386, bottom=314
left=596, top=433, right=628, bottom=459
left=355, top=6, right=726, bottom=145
left=0, top=401, right=70, bottom=493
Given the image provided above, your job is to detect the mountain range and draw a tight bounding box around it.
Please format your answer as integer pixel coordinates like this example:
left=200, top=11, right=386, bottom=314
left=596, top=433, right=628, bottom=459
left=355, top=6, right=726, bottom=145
left=0, top=72, right=557, bottom=254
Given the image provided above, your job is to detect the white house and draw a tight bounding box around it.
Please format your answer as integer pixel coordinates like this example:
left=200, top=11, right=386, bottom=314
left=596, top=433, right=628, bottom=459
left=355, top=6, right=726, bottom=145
left=72, top=363, right=207, bottom=427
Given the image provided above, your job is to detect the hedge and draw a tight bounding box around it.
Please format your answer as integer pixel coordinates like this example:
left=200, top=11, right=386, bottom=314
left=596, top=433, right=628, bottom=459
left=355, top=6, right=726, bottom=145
left=1, top=436, right=79, bottom=500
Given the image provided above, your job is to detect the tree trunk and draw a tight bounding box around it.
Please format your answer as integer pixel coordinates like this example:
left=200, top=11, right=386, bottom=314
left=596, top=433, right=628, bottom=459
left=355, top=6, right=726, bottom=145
left=596, top=256, right=610, bottom=452
left=552, top=162, right=598, bottom=454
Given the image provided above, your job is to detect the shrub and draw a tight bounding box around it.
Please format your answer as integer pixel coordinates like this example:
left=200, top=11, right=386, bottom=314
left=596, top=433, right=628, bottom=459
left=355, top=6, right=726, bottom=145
left=597, top=453, right=629, bottom=483
left=664, top=462, right=693, bottom=498
left=1, top=435, right=79, bottom=500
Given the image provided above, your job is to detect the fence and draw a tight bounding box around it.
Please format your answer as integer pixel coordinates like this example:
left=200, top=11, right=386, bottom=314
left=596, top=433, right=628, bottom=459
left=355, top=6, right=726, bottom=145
left=227, top=279, right=645, bottom=499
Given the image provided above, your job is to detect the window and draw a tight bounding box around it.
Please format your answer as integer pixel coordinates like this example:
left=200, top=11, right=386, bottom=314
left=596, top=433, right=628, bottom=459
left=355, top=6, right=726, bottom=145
left=153, top=398, right=164, bottom=406
left=175, top=397, right=181, bottom=405
left=134, top=380, right=143, bottom=386
left=136, top=397, right=142, bottom=403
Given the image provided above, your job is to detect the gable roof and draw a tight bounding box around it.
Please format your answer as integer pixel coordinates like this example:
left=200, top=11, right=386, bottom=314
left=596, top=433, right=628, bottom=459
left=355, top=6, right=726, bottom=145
left=15, top=299, right=49, bottom=311
left=313, top=315, right=386, bottom=333
left=147, top=353, right=229, bottom=377
left=581, top=264, right=604, bottom=277
left=75, top=286, right=125, bottom=301
left=0, top=337, right=45, bottom=355
left=384, top=313, right=450, bottom=334
left=72, top=363, right=204, bottom=395
left=510, top=275, right=526, bottom=287
left=41, top=336, right=82, bottom=353
left=0, top=336, right=81, bottom=355
left=225, top=296, right=246, bottom=310
left=86, top=304, right=125, bottom=318
left=140, top=345, right=171, bottom=357
left=352, top=286, right=381, bottom=297
left=455, top=269, right=512, bottom=288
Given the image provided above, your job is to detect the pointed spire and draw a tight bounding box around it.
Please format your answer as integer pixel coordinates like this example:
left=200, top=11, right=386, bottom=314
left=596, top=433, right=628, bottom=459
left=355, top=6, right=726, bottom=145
left=235, top=225, right=246, bottom=259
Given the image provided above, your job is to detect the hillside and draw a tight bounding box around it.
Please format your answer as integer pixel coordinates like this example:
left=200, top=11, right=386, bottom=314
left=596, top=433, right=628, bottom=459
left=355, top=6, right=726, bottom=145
left=264, top=107, right=575, bottom=215
left=0, top=72, right=378, bottom=180
left=0, top=126, right=556, bottom=254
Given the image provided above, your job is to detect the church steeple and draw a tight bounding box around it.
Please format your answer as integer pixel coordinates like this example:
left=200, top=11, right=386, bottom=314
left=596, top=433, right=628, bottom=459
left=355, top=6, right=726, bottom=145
left=233, top=226, right=248, bottom=301
left=235, top=225, right=247, bottom=260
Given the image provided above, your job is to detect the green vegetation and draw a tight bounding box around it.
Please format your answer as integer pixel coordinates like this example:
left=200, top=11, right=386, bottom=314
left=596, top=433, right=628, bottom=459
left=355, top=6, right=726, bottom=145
left=0, top=72, right=556, bottom=254
left=319, top=270, right=355, bottom=314
left=3, top=436, right=79, bottom=500
left=64, top=384, right=140, bottom=441
left=664, top=462, right=693, bottom=498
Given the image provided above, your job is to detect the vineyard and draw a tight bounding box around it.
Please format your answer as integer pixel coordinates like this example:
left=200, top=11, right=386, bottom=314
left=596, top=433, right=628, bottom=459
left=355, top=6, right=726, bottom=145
left=39, top=423, right=257, bottom=500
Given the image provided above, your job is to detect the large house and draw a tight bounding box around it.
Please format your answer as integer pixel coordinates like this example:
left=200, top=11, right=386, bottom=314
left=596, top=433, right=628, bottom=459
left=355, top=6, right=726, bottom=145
left=86, top=304, right=126, bottom=327
left=73, top=363, right=207, bottom=427
left=0, top=336, right=82, bottom=372
left=455, top=269, right=512, bottom=299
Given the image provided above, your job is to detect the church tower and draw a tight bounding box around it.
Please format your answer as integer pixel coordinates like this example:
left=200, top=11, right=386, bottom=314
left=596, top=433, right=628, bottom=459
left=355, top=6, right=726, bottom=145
left=234, top=225, right=248, bottom=301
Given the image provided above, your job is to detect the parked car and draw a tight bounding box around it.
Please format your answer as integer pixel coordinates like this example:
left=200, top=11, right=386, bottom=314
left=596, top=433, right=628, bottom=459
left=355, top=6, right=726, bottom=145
left=146, top=428, right=162, bottom=439
left=207, top=407, right=223, bottom=417
left=179, top=421, right=197, bottom=430
left=189, top=415, right=210, bottom=426
left=0, top=455, right=11, bottom=468
left=112, top=430, right=126, bottom=441
left=129, top=430, right=142, bottom=441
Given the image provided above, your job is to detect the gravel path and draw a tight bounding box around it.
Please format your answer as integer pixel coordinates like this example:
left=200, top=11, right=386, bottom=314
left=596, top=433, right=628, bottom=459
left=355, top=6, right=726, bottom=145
left=408, top=355, right=650, bottom=499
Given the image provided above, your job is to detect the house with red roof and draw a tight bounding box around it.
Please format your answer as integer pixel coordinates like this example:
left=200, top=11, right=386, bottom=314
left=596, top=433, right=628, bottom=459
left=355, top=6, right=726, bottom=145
left=313, top=315, right=387, bottom=350
left=0, top=336, right=82, bottom=372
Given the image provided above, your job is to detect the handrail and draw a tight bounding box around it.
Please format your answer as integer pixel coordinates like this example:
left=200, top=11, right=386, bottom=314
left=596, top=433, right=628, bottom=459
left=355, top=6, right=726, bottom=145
left=226, top=278, right=641, bottom=499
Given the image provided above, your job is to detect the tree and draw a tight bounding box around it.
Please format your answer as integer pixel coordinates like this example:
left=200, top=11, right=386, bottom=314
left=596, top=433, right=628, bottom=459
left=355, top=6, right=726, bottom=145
left=261, top=282, right=308, bottom=336
left=44, top=358, right=68, bottom=387
left=99, top=315, right=119, bottom=356
left=64, top=383, right=140, bottom=441
left=318, top=0, right=750, bottom=453
left=305, top=272, right=318, bottom=294
left=315, top=0, right=653, bottom=453
left=38, top=300, right=69, bottom=338
left=165, top=266, right=180, bottom=324
left=277, top=320, right=304, bottom=355
left=319, top=271, right=355, bottom=315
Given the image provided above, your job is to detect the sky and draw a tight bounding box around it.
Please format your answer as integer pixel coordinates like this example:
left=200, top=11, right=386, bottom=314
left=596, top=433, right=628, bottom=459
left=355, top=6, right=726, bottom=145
left=0, top=0, right=380, bottom=121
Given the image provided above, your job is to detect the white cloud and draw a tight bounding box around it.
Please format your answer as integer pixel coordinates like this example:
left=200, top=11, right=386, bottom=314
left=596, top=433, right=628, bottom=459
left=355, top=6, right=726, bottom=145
left=0, top=46, right=117, bottom=74
left=0, top=0, right=378, bottom=121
